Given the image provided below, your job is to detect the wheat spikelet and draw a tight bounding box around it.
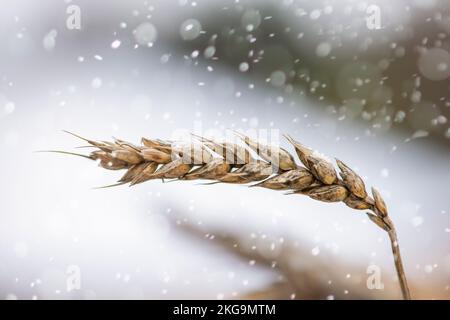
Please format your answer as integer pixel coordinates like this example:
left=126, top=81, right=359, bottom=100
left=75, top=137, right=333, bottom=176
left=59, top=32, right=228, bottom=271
left=56, top=131, right=411, bottom=300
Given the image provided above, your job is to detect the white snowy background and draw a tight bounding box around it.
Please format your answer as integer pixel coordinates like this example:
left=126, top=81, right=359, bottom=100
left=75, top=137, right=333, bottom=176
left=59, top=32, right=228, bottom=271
left=0, top=0, right=449, bottom=299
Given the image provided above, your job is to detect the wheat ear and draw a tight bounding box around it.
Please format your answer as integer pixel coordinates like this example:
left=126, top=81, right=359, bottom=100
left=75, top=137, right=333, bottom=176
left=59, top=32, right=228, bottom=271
left=58, top=131, right=411, bottom=300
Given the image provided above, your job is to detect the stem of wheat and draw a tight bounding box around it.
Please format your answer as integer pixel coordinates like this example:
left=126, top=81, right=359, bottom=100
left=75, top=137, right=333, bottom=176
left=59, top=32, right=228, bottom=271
left=54, top=131, right=411, bottom=300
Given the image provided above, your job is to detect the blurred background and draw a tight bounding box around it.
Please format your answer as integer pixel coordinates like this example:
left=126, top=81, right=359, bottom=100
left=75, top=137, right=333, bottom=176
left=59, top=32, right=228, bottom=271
left=0, top=0, right=449, bottom=299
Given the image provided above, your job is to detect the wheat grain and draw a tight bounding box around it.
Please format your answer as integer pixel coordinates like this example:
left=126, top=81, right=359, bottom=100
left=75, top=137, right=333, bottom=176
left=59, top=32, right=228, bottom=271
left=57, top=131, right=412, bottom=300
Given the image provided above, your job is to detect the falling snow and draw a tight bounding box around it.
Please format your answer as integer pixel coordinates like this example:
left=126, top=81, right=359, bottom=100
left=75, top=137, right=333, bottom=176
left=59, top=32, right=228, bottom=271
left=1, top=0, right=450, bottom=301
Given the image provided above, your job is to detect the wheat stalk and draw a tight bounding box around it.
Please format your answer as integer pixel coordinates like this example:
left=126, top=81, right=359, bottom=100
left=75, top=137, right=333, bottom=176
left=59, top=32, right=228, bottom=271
left=170, top=213, right=401, bottom=299
left=55, top=131, right=411, bottom=300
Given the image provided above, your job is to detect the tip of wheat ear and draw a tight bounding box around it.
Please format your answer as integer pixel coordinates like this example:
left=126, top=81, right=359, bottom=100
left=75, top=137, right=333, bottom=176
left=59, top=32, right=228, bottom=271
left=55, top=131, right=411, bottom=299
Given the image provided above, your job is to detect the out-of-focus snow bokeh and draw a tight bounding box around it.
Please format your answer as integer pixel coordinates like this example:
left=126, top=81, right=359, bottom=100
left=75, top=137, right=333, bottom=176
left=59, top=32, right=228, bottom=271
left=0, top=0, right=449, bottom=299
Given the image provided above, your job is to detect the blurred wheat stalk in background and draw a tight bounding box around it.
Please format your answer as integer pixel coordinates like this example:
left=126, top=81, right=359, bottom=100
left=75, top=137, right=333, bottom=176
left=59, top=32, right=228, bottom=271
left=168, top=214, right=400, bottom=300
left=51, top=131, right=411, bottom=300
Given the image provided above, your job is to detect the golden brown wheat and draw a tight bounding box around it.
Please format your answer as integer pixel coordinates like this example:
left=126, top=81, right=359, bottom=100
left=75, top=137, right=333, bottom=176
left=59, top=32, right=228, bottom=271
left=55, top=131, right=411, bottom=300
